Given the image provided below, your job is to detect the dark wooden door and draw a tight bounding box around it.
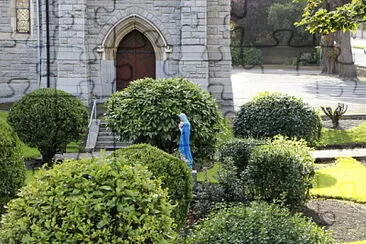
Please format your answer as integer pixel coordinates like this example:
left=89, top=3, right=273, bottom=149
left=116, top=30, right=156, bottom=90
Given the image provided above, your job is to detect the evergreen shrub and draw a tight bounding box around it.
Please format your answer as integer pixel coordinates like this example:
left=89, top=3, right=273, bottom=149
left=244, top=136, right=315, bottom=210
left=233, top=92, right=322, bottom=146
left=109, top=144, right=193, bottom=228
left=186, top=202, right=334, bottom=244
left=220, top=137, right=265, bottom=173
left=7, top=88, right=88, bottom=164
left=105, top=77, right=223, bottom=166
left=0, top=119, right=25, bottom=214
left=0, top=157, right=177, bottom=243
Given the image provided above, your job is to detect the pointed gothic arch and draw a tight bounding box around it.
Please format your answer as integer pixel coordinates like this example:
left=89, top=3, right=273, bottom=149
left=100, top=14, right=169, bottom=61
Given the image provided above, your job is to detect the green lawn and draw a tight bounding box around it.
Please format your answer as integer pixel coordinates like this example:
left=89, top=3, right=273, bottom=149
left=197, top=163, right=221, bottom=183
left=319, top=122, right=366, bottom=147
left=311, top=157, right=366, bottom=202
left=25, top=170, right=41, bottom=185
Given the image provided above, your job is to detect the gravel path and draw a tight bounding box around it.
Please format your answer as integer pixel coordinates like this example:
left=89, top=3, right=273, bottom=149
left=305, top=199, right=366, bottom=243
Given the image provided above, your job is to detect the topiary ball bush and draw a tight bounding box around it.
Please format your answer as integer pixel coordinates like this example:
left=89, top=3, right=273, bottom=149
left=233, top=92, right=322, bottom=146
left=0, top=119, right=25, bottom=215
left=105, top=77, right=223, bottom=167
left=243, top=136, right=315, bottom=210
left=186, top=202, right=334, bottom=244
left=7, top=88, right=88, bottom=164
left=109, top=144, right=193, bottom=229
left=0, top=157, right=178, bottom=243
left=220, top=137, right=265, bottom=173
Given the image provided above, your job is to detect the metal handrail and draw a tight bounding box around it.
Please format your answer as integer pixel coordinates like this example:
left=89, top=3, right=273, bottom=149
left=88, top=99, right=97, bottom=128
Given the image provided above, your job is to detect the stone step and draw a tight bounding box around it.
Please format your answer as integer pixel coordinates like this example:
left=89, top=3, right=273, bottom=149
left=97, top=136, right=121, bottom=141
left=96, top=140, right=128, bottom=146
left=98, top=131, right=118, bottom=136
left=95, top=145, right=128, bottom=150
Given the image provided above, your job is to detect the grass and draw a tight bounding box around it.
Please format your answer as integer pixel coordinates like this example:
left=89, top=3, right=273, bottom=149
left=311, top=157, right=366, bottom=202
left=197, top=163, right=222, bottom=183
left=25, top=170, right=40, bottom=185
left=345, top=241, right=366, bottom=244
left=352, top=45, right=366, bottom=49
left=318, top=122, right=366, bottom=147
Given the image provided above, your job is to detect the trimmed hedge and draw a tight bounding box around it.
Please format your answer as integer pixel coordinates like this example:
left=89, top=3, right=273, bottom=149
left=233, top=92, right=322, bottom=146
left=0, top=157, right=177, bottom=243
left=109, top=144, right=193, bottom=229
left=186, top=202, right=334, bottom=244
left=7, top=88, right=88, bottom=164
left=105, top=77, right=223, bottom=166
left=244, top=136, right=315, bottom=210
left=0, top=119, right=25, bottom=214
left=220, top=137, right=265, bottom=173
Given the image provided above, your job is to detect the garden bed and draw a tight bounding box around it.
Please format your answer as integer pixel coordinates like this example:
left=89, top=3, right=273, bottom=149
left=318, top=119, right=366, bottom=149
left=304, top=199, right=366, bottom=243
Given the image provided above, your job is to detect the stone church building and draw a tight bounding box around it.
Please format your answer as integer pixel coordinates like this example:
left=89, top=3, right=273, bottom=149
left=0, top=0, right=233, bottom=115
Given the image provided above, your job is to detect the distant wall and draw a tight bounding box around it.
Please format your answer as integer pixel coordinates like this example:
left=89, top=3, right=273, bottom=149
left=261, top=46, right=315, bottom=65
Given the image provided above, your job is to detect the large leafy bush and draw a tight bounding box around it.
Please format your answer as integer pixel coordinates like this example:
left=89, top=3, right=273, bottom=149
left=0, top=157, right=177, bottom=243
left=233, top=92, right=322, bottom=146
left=0, top=119, right=25, bottom=214
left=7, top=88, right=88, bottom=164
left=105, top=77, right=222, bottom=166
left=186, top=202, right=334, bottom=244
left=109, top=144, right=193, bottom=228
left=243, top=136, right=315, bottom=210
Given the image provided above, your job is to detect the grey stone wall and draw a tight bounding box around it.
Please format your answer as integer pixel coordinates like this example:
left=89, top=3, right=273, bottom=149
left=0, top=0, right=234, bottom=114
left=0, top=0, right=38, bottom=103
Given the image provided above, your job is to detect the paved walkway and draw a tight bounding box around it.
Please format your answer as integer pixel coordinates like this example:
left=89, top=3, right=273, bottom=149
left=231, top=68, right=366, bottom=113
left=54, top=148, right=366, bottom=162
left=312, top=148, right=366, bottom=161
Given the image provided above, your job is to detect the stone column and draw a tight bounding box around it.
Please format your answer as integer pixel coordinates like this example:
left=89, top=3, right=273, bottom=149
left=180, top=0, right=209, bottom=90
left=207, top=0, right=234, bottom=117
left=55, top=0, right=89, bottom=102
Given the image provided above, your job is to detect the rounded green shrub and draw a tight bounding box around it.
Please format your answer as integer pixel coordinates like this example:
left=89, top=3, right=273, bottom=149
left=109, top=144, right=193, bottom=228
left=7, top=88, right=88, bottom=164
left=0, top=119, right=25, bottom=214
left=105, top=77, right=223, bottom=166
left=186, top=202, right=334, bottom=244
left=220, top=137, right=265, bottom=173
left=0, top=157, right=177, bottom=243
left=233, top=92, right=322, bottom=146
left=243, top=136, right=315, bottom=210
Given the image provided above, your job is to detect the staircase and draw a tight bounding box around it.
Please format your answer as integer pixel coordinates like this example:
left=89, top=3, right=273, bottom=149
left=95, top=122, right=130, bottom=151
left=85, top=100, right=130, bottom=152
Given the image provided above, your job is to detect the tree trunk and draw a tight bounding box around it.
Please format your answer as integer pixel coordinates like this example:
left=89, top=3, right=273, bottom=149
left=42, top=151, right=56, bottom=167
left=321, top=34, right=337, bottom=74
left=323, top=0, right=357, bottom=79
left=335, top=31, right=357, bottom=78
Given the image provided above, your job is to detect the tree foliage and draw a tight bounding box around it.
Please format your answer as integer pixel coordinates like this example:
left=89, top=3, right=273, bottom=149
left=296, top=0, right=366, bottom=34
left=7, top=88, right=88, bottom=164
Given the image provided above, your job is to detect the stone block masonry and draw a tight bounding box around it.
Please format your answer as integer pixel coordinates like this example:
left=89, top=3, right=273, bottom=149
left=0, top=0, right=234, bottom=116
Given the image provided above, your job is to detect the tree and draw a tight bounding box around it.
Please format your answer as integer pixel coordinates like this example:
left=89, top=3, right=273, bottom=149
left=7, top=88, right=88, bottom=165
left=296, top=0, right=365, bottom=78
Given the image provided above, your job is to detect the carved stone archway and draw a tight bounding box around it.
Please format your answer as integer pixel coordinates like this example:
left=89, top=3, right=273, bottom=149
left=100, top=14, right=169, bottom=62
